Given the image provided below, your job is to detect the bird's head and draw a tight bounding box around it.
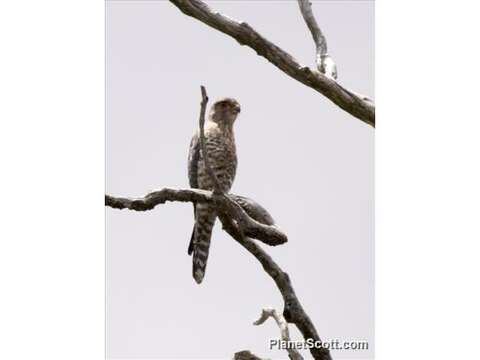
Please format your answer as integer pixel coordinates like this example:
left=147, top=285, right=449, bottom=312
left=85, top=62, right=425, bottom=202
left=209, top=97, right=241, bottom=125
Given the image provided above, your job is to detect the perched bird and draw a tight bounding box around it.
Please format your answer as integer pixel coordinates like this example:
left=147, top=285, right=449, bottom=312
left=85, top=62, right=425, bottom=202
left=187, top=97, right=241, bottom=284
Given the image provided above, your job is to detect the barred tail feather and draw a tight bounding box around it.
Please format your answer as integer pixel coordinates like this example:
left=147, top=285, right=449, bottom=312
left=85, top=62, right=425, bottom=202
left=191, top=204, right=216, bottom=284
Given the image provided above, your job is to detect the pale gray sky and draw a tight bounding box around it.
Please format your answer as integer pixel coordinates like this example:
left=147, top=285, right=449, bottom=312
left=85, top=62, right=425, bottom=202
left=106, top=0, right=374, bottom=359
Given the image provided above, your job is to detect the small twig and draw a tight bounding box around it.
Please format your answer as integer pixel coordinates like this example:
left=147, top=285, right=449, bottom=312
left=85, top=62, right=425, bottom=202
left=198, top=85, right=222, bottom=194
left=297, top=0, right=337, bottom=80
left=254, top=307, right=304, bottom=360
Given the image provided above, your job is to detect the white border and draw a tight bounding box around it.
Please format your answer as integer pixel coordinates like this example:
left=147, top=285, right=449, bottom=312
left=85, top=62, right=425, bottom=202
left=1, top=1, right=480, bottom=359
left=0, top=1, right=104, bottom=359
left=377, top=1, right=480, bottom=359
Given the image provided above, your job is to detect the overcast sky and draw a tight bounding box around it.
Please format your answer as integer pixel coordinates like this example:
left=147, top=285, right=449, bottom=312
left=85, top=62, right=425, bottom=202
left=106, top=0, right=374, bottom=359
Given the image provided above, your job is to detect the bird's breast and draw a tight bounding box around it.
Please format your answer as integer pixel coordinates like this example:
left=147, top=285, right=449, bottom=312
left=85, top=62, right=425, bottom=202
left=197, top=133, right=237, bottom=192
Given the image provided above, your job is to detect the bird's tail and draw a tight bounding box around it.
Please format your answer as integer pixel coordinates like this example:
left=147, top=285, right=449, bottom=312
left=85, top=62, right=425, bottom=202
left=190, top=203, right=216, bottom=284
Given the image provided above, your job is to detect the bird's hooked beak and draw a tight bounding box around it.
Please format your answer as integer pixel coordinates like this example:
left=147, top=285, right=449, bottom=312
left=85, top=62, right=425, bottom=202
left=233, top=104, right=241, bottom=114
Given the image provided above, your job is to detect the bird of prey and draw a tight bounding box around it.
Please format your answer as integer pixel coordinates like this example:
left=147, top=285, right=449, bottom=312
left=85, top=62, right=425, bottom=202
left=187, top=97, right=241, bottom=284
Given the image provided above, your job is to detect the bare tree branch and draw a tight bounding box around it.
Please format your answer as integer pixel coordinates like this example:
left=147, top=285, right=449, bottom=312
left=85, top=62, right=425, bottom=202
left=106, top=190, right=331, bottom=359
left=107, top=86, right=329, bottom=359
left=105, top=188, right=210, bottom=211
left=105, top=189, right=287, bottom=246
left=297, top=0, right=337, bottom=80
left=198, top=85, right=223, bottom=194
left=169, top=0, right=374, bottom=127
left=219, top=215, right=332, bottom=360
left=106, top=191, right=274, bottom=226
left=254, top=307, right=304, bottom=360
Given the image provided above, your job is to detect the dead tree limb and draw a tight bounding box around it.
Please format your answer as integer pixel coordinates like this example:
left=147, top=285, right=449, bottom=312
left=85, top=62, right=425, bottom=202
left=297, top=0, right=337, bottom=80
left=105, top=190, right=286, bottom=246
left=106, top=189, right=332, bottom=359
left=254, top=307, right=304, bottom=360
left=296, top=1, right=372, bottom=105
left=106, top=86, right=330, bottom=360
left=168, top=0, right=374, bottom=127
left=219, top=215, right=331, bottom=360
left=106, top=189, right=331, bottom=359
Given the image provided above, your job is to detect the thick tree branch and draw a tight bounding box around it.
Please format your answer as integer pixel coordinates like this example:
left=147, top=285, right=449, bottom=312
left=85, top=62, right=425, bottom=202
left=297, top=0, right=337, bottom=80
left=169, top=0, right=374, bottom=127
left=219, top=215, right=332, bottom=360
left=254, top=307, right=304, bottom=360
left=105, top=189, right=287, bottom=246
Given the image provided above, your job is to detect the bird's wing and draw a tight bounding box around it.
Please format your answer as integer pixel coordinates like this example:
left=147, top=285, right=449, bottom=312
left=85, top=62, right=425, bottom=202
left=188, top=132, right=200, bottom=189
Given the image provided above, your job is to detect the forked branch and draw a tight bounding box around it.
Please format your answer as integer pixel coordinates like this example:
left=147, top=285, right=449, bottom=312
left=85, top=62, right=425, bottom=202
left=254, top=307, right=304, bottom=360
left=105, top=86, right=330, bottom=360
left=297, top=0, right=337, bottom=80
left=169, top=0, right=374, bottom=127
